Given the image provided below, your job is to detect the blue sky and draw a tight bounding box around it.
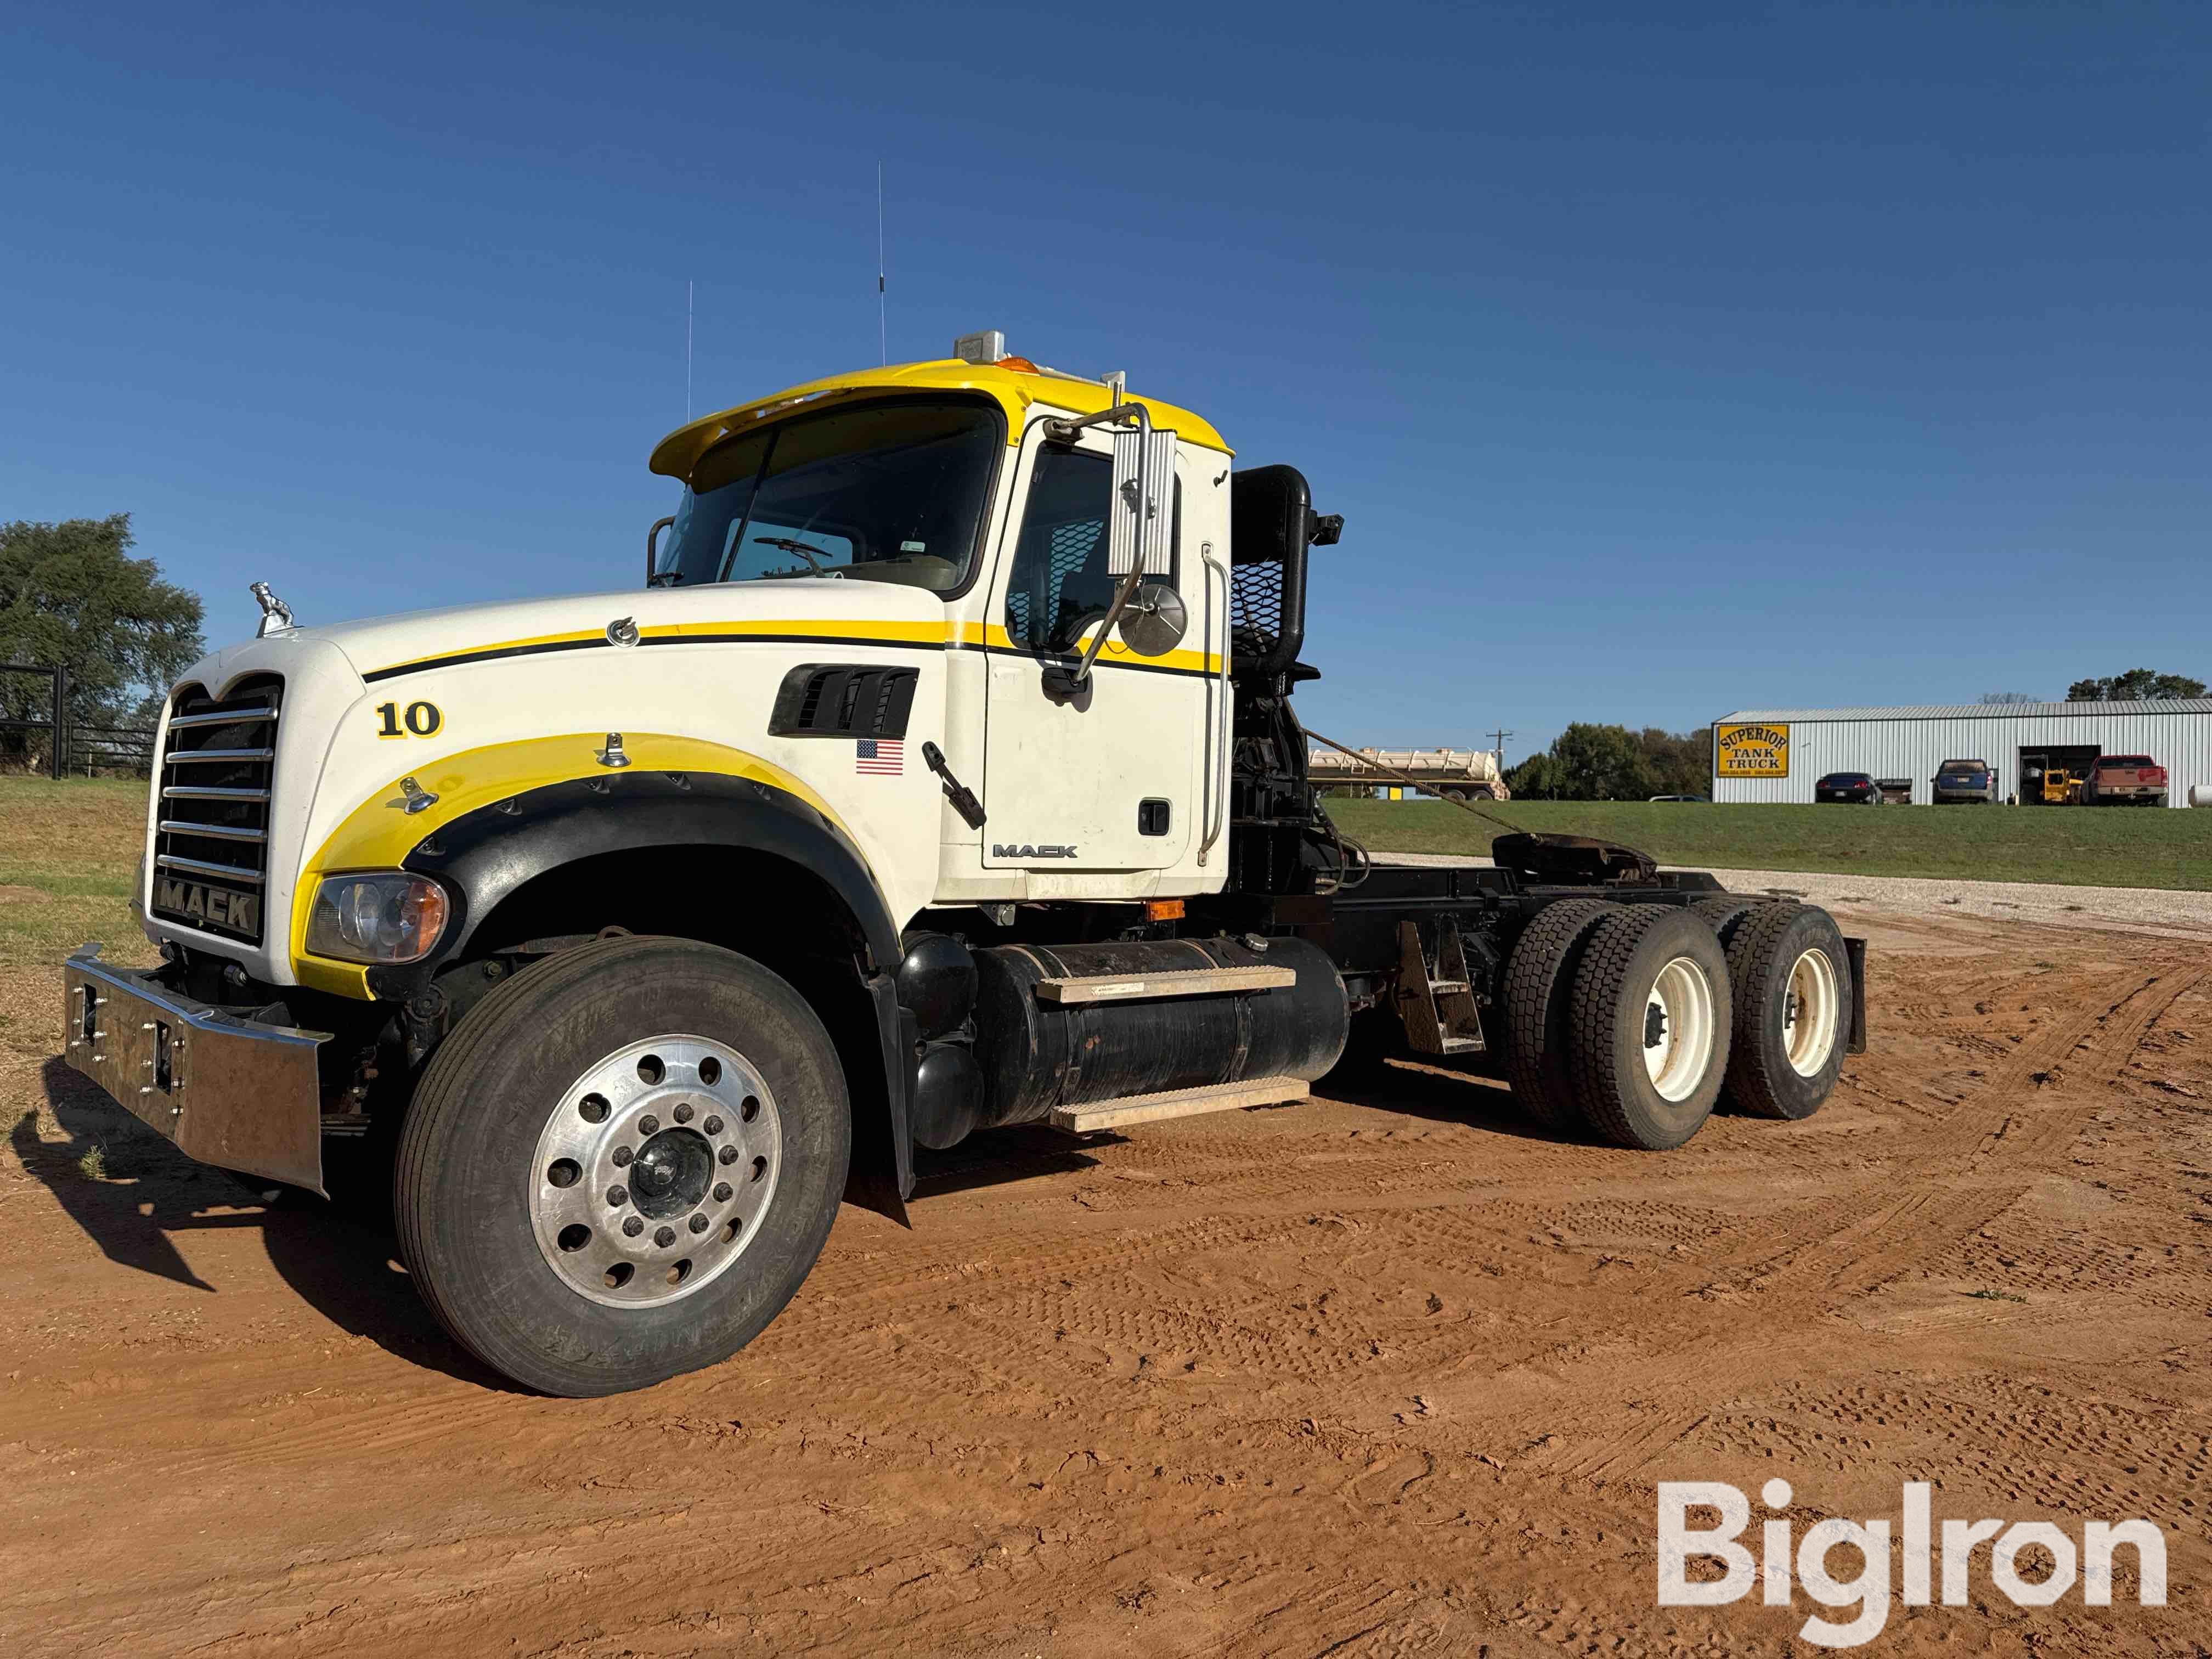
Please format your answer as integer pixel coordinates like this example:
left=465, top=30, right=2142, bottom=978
left=4, top=1, right=2207, bottom=763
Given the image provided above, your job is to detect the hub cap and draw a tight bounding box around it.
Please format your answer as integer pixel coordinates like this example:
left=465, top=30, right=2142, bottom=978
left=1783, top=947, right=1841, bottom=1076
left=529, top=1034, right=782, bottom=1308
left=1643, top=955, right=1717, bottom=1102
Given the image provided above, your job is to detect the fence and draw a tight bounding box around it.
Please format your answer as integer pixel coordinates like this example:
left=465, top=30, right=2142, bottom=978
left=0, top=664, right=158, bottom=778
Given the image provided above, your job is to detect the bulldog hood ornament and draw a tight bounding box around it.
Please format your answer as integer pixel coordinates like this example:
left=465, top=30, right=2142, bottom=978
left=249, top=582, right=296, bottom=637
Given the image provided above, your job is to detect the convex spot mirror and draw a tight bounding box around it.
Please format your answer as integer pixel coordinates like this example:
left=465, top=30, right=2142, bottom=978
left=1117, top=583, right=1187, bottom=657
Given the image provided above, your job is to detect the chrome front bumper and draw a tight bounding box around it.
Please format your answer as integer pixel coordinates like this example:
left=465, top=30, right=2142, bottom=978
left=60, top=944, right=331, bottom=1195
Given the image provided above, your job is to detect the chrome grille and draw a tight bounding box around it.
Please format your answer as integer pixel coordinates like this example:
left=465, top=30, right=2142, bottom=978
left=150, top=676, right=280, bottom=944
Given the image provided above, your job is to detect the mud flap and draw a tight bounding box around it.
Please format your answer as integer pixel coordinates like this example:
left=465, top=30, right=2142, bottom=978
left=1844, top=935, right=1869, bottom=1056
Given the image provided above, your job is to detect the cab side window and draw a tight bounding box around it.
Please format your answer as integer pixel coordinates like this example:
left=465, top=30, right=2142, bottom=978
left=1003, top=447, right=1178, bottom=653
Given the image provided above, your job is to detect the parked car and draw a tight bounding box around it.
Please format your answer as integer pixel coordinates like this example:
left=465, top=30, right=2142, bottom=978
left=2084, top=754, right=2169, bottom=807
left=1932, top=759, right=1999, bottom=804
left=1815, top=771, right=1884, bottom=804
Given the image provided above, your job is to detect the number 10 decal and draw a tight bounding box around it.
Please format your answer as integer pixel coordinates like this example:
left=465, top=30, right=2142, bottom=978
left=376, top=700, right=444, bottom=738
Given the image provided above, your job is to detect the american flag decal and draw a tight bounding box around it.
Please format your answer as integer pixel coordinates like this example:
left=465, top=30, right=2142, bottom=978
left=855, top=737, right=904, bottom=775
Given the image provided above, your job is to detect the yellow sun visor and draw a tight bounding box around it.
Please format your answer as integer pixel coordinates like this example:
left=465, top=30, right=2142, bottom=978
left=647, top=358, right=1231, bottom=484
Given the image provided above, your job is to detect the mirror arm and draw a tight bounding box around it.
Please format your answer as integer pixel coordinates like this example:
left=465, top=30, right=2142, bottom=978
left=1051, top=400, right=1155, bottom=690
left=1042, top=401, right=1150, bottom=446
left=645, top=515, right=675, bottom=585
left=1058, top=561, right=1151, bottom=689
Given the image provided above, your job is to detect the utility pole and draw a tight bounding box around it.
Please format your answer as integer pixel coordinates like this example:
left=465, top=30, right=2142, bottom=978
left=1489, top=727, right=1514, bottom=765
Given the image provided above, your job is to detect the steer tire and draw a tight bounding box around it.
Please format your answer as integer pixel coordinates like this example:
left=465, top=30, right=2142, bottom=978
left=396, top=934, right=850, bottom=1397
left=1565, top=907, right=1731, bottom=1150
left=1716, top=901, right=1851, bottom=1121
left=1501, top=898, right=1619, bottom=1131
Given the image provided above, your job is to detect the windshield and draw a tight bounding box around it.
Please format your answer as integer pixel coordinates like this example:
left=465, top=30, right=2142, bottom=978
left=653, top=399, right=1001, bottom=592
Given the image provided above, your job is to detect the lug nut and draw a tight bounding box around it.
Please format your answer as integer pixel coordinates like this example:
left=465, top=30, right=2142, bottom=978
left=612, top=1146, right=633, bottom=1166
left=639, top=1114, right=659, bottom=1135
left=689, top=1213, right=709, bottom=1234
left=712, top=1182, right=732, bottom=1203
left=654, top=1226, right=676, bottom=1248
left=718, top=1144, right=738, bottom=1165
left=673, top=1103, right=693, bottom=1124
left=703, top=1115, right=723, bottom=1135
left=622, top=1216, right=644, bottom=1237
left=607, top=1186, right=628, bottom=1207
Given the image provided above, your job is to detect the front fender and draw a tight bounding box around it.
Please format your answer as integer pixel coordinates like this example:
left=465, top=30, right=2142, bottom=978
left=394, top=768, right=899, bottom=973
left=376, top=768, right=913, bottom=1209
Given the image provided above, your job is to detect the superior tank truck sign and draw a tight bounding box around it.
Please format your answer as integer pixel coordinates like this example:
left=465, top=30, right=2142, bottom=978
left=1715, top=722, right=1790, bottom=778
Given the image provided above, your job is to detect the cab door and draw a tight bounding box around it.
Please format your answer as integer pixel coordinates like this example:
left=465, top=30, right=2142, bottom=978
left=980, top=427, right=1203, bottom=871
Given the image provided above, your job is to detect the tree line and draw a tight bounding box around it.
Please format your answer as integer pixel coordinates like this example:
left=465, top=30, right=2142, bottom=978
left=1, top=515, right=205, bottom=767
left=1505, top=725, right=1712, bottom=802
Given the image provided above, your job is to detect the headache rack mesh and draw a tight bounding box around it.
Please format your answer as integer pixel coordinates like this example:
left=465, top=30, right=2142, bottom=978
left=1228, top=560, right=1284, bottom=672
left=149, top=676, right=281, bottom=944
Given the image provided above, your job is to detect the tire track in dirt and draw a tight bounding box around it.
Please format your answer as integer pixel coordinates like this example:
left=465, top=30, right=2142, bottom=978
left=1466, top=963, right=2207, bottom=1486
left=1702, top=965, right=2196, bottom=1293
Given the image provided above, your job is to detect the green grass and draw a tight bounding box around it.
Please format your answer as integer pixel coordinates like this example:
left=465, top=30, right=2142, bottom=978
left=0, top=776, right=155, bottom=967
left=1, top=778, right=2204, bottom=978
left=1328, top=798, right=2212, bottom=892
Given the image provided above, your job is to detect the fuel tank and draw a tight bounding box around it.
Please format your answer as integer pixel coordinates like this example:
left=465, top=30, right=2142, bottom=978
left=968, top=935, right=1347, bottom=1130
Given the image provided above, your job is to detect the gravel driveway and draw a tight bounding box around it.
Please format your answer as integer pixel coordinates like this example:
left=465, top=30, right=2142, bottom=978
left=1373, top=851, right=2212, bottom=940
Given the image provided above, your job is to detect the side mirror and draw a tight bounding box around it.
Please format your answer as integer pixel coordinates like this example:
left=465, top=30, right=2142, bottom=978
left=1107, top=425, right=1176, bottom=578
left=1117, top=583, right=1187, bottom=657
left=1039, top=404, right=1178, bottom=690
left=646, top=515, right=675, bottom=585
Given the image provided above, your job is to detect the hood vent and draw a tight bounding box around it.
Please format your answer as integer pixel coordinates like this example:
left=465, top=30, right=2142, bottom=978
left=768, top=664, right=917, bottom=740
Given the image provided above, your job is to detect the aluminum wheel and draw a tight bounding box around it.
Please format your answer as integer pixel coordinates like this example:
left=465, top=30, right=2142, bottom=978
left=1642, top=955, right=1718, bottom=1103
left=529, top=1033, right=782, bottom=1308
left=1782, top=946, right=1841, bottom=1077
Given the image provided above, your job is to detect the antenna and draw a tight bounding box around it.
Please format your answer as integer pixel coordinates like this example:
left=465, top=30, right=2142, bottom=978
left=876, top=162, right=887, bottom=365
left=686, top=279, right=694, bottom=420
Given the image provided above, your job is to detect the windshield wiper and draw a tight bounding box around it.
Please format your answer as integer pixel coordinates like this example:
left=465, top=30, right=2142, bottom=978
left=753, top=536, right=833, bottom=574
left=647, top=570, right=684, bottom=588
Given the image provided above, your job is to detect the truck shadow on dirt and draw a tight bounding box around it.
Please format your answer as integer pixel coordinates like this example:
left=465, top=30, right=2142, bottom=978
left=905, top=1066, right=1587, bottom=1199
left=910, top=1125, right=1107, bottom=1198
left=1317, top=1059, right=1596, bottom=1142
left=20, top=1056, right=514, bottom=1390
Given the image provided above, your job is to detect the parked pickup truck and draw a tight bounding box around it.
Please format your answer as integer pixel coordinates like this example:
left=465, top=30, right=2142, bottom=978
left=1932, top=759, right=1999, bottom=804
left=2084, top=754, right=2169, bottom=807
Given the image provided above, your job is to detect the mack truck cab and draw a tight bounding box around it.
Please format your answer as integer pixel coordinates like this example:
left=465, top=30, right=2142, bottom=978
left=65, top=337, right=1865, bottom=1396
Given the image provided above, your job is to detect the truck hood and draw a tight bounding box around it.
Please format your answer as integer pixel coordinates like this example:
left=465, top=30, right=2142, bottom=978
left=259, top=579, right=955, bottom=684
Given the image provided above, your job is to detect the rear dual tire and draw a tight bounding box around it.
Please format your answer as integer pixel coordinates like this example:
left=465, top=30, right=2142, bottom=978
left=1564, top=908, right=1733, bottom=1150
left=1504, top=901, right=1733, bottom=1149
left=1502, top=896, right=1849, bottom=1147
left=1709, top=902, right=1850, bottom=1120
left=1502, top=898, right=1618, bottom=1132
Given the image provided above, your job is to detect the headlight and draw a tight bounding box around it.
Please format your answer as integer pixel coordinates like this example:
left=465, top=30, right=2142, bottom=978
left=306, top=873, right=451, bottom=964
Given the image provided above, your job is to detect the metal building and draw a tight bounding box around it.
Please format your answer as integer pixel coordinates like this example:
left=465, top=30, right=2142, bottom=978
left=1709, top=701, right=2212, bottom=806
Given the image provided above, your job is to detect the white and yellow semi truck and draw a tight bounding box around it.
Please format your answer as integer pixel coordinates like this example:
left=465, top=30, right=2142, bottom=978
left=64, top=339, right=1865, bottom=1395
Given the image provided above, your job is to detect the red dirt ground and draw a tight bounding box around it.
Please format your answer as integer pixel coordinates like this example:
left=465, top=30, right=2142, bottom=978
left=2, top=906, right=2206, bottom=1655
